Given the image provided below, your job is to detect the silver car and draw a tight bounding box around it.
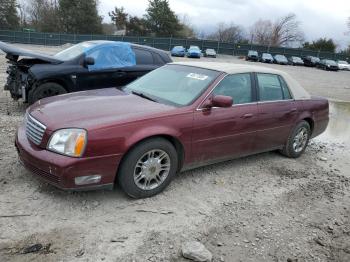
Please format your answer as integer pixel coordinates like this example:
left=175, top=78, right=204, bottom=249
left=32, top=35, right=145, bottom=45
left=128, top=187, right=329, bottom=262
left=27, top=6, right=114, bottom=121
left=337, top=60, right=350, bottom=71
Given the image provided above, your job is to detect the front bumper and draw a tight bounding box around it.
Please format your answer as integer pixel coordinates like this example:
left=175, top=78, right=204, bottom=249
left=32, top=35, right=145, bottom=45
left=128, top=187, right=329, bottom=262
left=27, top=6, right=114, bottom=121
left=187, top=53, right=201, bottom=58
left=15, top=124, right=122, bottom=191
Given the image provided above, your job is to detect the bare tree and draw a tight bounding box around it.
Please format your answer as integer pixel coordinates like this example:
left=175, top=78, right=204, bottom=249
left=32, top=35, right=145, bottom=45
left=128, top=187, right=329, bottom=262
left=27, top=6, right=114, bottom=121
left=208, top=22, right=246, bottom=43
left=26, top=0, right=60, bottom=32
left=271, top=13, right=304, bottom=46
left=250, top=19, right=273, bottom=45
left=177, top=14, right=196, bottom=38
left=250, top=13, right=304, bottom=47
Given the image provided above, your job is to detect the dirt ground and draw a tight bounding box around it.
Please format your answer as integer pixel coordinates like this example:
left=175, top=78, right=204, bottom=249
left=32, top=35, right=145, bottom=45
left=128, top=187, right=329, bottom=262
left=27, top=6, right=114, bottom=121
left=0, top=45, right=350, bottom=262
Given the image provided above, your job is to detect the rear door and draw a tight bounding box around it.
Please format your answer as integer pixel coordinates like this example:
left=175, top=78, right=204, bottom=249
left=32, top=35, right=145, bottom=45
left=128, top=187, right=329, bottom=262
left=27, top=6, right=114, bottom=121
left=192, top=73, right=258, bottom=164
left=254, top=73, right=298, bottom=152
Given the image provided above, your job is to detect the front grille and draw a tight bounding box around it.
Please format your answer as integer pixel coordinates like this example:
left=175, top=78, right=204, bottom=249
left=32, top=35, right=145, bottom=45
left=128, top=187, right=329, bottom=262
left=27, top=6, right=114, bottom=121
left=26, top=114, right=46, bottom=145
left=23, top=158, right=60, bottom=184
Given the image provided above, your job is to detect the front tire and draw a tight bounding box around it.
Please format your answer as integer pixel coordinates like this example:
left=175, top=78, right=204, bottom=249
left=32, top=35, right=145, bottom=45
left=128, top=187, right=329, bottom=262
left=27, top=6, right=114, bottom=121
left=28, top=82, right=67, bottom=104
left=118, top=138, right=178, bottom=198
left=280, top=120, right=311, bottom=158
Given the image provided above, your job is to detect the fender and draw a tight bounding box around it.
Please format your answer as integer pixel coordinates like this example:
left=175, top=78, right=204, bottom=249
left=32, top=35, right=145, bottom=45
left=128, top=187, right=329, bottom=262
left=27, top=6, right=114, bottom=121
left=124, top=125, right=183, bottom=151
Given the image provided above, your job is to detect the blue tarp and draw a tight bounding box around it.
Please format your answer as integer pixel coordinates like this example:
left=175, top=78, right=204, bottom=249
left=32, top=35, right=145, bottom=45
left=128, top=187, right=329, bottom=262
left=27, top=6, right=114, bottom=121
left=84, top=42, right=136, bottom=71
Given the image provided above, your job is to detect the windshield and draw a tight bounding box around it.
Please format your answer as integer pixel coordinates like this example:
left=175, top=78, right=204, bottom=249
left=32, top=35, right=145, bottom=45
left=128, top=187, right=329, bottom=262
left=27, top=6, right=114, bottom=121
left=124, top=64, right=220, bottom=106
left=275, top=55, right=287, bottom=61
left=173, top=46, right=184, bottom=50
left=338, top=60, right=348, bottom=64
left=311, top=57, right=320, bottom=63
left=262, top=53, right=272, bottom=58
left=325, top=60, right=337, bottom=65
left=54, top=42, right=96, bottom=61
left=248, top=51, right=258, bottom=55
left=206, top=49, right=215, bottom=52
left=292, top=57, right=303, bottom=62
left=189, top=46, right=200, bottom=51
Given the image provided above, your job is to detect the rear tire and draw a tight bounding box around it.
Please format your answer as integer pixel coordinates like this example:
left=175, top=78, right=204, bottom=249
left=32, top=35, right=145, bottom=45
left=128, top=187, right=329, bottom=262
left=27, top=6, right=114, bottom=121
left=28, top=82, right=67, bottom=104
left=280, top=120, right=311, bottom=158
left=118, top=138, right=178, bottom=198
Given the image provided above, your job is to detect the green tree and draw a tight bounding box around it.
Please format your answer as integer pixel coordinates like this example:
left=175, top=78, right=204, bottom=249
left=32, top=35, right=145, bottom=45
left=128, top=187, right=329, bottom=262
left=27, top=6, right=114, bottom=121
left=0, top=0, right=20, bottom=30
left=58, top=0, right=102, bottom=34
left=144, top=0, right=182, bottom=37
left=303, top=38, right=336, bottom=52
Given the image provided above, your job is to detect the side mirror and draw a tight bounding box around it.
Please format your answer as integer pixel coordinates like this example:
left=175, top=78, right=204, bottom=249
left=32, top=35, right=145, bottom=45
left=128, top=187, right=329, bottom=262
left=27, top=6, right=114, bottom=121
left=84, top=57, right=95, bottom=67
left=203, top=95, right=233, bottom=109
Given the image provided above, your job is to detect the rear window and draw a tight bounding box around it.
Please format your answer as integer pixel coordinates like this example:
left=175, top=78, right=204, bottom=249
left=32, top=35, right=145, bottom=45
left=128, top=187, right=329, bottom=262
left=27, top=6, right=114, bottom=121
left=133, top=48, right=154, bottom=65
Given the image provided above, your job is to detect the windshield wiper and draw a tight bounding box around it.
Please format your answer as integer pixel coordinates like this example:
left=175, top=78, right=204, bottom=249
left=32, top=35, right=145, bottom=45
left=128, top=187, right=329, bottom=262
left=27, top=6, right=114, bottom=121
left=131, top=91, right=157, bottom=102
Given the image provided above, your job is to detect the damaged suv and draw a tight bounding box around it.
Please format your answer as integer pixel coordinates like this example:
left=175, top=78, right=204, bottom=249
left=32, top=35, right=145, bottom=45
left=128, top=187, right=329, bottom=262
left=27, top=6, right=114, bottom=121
left=1, top=40, right=172, bottom=104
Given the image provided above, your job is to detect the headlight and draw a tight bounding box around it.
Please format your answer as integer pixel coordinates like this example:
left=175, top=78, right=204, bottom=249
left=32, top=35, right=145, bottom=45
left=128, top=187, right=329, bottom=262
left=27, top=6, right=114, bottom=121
left=47, top=129, right=87, bottom=157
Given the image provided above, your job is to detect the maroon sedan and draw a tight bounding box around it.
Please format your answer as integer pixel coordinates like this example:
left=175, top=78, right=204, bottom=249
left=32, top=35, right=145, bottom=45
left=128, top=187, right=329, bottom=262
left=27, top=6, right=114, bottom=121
left=15, top=62, right=329, bottom=198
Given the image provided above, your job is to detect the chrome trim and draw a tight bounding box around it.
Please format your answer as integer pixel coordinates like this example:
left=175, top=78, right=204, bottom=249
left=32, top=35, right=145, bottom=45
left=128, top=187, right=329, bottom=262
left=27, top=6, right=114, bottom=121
left=26, top=114, right=46, bottom=145
left=257, top=99, right=294, bottom=104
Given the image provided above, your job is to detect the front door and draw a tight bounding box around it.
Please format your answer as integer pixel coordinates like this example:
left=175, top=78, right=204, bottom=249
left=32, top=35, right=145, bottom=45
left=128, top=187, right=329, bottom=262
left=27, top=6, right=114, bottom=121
left=191, top=73, right=258, bottom=164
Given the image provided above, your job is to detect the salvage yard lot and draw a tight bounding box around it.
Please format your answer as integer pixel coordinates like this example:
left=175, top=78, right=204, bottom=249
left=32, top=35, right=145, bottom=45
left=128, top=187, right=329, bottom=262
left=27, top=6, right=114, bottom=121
left=0, top=44, right=350, bottom=262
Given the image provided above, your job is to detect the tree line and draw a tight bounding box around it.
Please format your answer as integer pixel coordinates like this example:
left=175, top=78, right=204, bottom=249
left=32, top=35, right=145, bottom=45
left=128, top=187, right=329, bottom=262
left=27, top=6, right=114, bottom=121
left=0, top=0, right=349, bottom=53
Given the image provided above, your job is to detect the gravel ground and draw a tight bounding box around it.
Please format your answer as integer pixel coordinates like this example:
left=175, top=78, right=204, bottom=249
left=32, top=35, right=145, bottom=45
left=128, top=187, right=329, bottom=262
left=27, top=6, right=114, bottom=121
left=0, top=44, right=350, bottom=262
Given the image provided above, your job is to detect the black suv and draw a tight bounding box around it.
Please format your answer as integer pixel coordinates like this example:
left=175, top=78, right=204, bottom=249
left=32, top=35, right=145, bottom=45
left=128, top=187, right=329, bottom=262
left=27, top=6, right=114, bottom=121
left=303, top=56, right=320, bottom=67
left=1, top=40, right=172, bottom=104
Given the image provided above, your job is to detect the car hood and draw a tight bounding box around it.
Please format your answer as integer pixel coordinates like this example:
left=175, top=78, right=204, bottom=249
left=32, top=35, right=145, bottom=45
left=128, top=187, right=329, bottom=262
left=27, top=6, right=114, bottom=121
left=0, top=41, right=62, bottom=63
left=28, top=88, right=176, bottom=131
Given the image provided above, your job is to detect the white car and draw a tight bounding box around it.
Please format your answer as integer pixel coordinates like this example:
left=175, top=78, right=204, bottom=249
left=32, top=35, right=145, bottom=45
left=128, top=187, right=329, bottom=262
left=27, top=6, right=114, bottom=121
left=337, top=60, right=350, bottom=71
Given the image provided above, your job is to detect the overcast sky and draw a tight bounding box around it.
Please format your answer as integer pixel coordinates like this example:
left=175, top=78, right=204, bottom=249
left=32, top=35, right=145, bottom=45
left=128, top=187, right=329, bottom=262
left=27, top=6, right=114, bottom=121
left=99, top=0, right=350, bottom=49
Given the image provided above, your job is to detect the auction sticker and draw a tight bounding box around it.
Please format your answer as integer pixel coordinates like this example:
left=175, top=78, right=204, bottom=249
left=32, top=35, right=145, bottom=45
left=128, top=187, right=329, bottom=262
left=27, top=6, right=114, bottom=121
left=186, top=73, right=208, bottom=80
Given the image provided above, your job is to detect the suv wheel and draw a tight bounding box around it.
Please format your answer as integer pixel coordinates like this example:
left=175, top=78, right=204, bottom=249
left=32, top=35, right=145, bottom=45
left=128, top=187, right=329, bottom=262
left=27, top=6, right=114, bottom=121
left=28, top=82, right=67, bottom=104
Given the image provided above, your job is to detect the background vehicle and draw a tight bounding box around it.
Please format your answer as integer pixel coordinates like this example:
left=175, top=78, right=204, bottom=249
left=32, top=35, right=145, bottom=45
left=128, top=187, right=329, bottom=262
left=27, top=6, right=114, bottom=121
left=260, top=53, right=273, bottom=63
left=337, top=60, right=350, bottom=70
left=303, top=56, right=320, bottom=67
left=274, top=54, right=288, bottom=65
left=317, top=59, right=339, bottom=71
left=186, top=46, right=201, bottom=58
left=288, top=56, right=304, bottom=66
left=16, top=62, right=328, bottom=198
left=204, top=48, right=216, bottom=58
left=1, top=40, right=172, bottom=104
left=170, top=46, right=185, bottom=57
left=246, top=50, right=259, bottom=61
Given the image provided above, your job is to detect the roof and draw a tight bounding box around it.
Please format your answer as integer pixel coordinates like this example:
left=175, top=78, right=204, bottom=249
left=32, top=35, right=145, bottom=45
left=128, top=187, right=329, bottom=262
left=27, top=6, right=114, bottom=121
left=86, top=40, right=168, bottom=54
left=171, top=61, right=311, bottom=100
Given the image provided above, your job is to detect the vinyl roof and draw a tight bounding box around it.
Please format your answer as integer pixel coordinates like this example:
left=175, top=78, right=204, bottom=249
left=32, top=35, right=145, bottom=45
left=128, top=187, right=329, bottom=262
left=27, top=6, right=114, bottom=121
left=170, top=61, right=311, bottom=100
left=171, top=61, right=285, bottom=74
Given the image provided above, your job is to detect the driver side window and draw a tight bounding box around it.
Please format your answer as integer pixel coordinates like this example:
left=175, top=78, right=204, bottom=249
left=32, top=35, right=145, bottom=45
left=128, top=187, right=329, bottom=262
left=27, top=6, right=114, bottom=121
left=212, top=73, right=252, bottom=104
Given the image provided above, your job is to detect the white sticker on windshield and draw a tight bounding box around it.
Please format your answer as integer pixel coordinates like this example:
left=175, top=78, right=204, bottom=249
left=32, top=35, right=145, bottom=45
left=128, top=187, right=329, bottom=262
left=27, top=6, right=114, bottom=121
left=186, top=73, right=208, bottom=81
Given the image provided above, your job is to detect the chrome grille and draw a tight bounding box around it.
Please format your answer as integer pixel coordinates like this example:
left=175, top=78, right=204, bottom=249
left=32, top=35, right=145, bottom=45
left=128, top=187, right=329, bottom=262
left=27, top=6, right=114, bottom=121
left=26, top=114, right=46, bottom=145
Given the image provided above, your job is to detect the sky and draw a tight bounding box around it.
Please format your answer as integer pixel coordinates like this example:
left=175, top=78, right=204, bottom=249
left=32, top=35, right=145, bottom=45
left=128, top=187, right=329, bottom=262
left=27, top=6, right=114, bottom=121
left=99, top=0, right=350, bottom=49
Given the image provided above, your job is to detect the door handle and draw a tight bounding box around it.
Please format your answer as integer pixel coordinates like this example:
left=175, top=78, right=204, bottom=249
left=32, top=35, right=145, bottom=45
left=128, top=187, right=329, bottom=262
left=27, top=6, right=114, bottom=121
left=288, top=108, right=297, bottom=113
left=241, top=113, right=254, bottom=119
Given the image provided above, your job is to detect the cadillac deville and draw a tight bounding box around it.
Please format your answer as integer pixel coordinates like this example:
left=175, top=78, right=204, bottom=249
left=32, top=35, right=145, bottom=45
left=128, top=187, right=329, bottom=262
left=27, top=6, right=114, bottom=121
left=15, top=62, right=329, bottom=198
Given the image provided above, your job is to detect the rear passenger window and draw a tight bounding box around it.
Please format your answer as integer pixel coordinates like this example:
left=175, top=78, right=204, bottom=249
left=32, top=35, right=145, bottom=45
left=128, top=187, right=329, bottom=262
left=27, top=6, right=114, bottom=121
left=279, top=76, right=292, bottom=99
left=212, top=73, right=252, bottom=104
left=153, top=53, right=164, bottom=65
left=133, top=48, right=154, bottom=65
left=257, top=74, right=285, bottom=101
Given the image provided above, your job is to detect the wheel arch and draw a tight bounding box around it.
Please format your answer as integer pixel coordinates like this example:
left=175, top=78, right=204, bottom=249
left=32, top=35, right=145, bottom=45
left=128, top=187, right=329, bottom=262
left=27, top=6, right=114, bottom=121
left=115, top=134, right=186, bottom=183
left=302, top=117, right=314, bottom=134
